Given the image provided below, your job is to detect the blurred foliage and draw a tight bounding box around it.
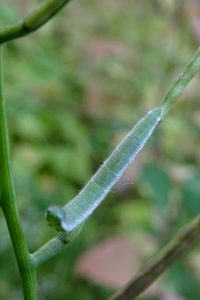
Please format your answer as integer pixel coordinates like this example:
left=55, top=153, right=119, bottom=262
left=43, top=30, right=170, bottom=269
left=1, top=0, right=200, bottom=299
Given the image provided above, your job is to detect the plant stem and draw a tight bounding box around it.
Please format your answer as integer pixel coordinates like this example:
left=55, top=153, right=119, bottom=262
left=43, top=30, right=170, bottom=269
left=161, top=47, right=200, bottom=115
left=0, top=47, right=37, bottom=300
left=109, top=214, right=200, bottom=300
left=0, top=0, right=71, bottom=44
left=32, top=224, right=83, bottom=267
left=32, top=233, right=69, bottom=267
left=33, top=46, right=200, bottom=267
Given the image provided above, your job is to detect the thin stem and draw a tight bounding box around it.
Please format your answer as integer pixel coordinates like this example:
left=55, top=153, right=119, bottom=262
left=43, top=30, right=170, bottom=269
left=34, top=46, right=200, bottom=266
left=32, top=224, right=83, bottom=267
left=32, top=233, right=69, bottom=267
left=161, top=47, right=200, bottom=115
left=109, top=214, right=200, bottom=300
left=0, top=0, right=71, bottom=45
left=0, top=47, right=37, bottom=300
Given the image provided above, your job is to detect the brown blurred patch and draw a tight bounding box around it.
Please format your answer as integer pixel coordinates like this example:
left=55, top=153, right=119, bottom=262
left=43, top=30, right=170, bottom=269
left=75, top=235, right=159, bottom=296
left=87, top=39, right=127, bottom=63
left=185, top=0, right=200, bottom=42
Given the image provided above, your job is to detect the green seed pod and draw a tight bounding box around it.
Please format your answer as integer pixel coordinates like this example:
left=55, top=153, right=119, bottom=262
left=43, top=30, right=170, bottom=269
left=47, top=106, right=163, bottom=232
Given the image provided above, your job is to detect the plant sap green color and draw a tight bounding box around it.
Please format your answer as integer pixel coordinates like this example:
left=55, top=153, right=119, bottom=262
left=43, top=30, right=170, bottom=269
left=1, top=1, right=200, bottom=300
left=0, top=1, right=77, bottom=299
left=0, top=0, right=71, bottom=44
left=46, top=46, right=200, bottom=234
left=47, top=107, right=163, bottom=232
left=0, top=47, right=37, bottom=300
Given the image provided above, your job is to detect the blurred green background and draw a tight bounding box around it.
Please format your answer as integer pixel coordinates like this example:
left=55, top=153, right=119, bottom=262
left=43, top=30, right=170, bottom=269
left=1, top=0, right=200, bottom=299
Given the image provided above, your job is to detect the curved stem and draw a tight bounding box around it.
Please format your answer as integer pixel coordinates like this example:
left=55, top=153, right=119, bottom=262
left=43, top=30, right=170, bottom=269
left=0, top=47, right=37, bottom=300
left=0, top=0, right=71, bottom=45
left=109, top=214, right=200, bottom=300
left=32, top=233, right=69, bottom=267
left=32, top=224, right=83, bottom=267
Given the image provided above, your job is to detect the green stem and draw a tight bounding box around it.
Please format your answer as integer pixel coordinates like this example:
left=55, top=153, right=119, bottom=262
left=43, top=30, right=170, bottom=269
left=109, top=214, right=200, bottom=300
left=34, top=46, right=200, bottom=267
left=161, top=47, right=200, bottom=115
left=32, top=233, right=69, bottom=267
left=0, top=47, right=37, bottom=300
left=32, top=224, right=83, bottom=267
left=0, top=0, right=71, bottom=44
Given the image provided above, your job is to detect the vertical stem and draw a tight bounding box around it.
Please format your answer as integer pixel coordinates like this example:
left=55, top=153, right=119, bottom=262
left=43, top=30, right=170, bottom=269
left=0, top=46, right=37, bottom=300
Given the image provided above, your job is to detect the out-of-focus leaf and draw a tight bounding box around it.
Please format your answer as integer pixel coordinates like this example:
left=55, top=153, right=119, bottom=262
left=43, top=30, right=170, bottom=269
left=41, top=146, right=91, bottom=184
left=181, top=173, right=200, bottom=217
left=139, top=163, right=172, bottom=210
left=114, top=200, right=152, bottom=232
left=0, top=2, right=19, bottom=24
left=168, top=262, right=200, bottom=300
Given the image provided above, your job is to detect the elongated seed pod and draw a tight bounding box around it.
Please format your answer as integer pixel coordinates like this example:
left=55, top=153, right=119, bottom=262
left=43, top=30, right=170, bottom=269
left=47, top=106, right=163, bottom=232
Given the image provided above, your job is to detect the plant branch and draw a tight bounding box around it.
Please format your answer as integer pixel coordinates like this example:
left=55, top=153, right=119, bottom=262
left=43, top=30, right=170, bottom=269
left=32, top=224, right=83, bottom=267
left=33, top=46, right=200, bottom=266
left=161, top=47, right=200, bottom=115
left=0, top=47, right=37, bottom=300
left=0, top=0, right=71, bottom=45
left=109, top=214, right=200, bottom=300
left=32, top=233, right=69, bottom=267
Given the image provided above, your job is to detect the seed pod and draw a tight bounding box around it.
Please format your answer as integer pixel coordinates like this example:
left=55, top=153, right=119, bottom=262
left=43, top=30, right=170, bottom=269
left=47, top=106, right=163, bottom=232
